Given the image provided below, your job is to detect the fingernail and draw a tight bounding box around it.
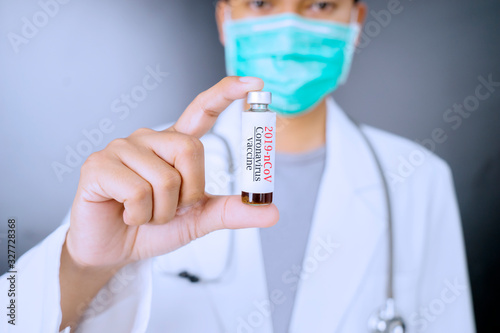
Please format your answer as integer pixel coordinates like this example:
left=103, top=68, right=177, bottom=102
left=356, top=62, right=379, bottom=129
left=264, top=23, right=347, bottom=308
left=239, top=76, right=262, bottom=84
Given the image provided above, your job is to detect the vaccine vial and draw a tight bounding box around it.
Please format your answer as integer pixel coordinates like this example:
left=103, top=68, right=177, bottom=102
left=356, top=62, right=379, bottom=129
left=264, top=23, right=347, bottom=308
left=241, top=91, right=276, bottom=205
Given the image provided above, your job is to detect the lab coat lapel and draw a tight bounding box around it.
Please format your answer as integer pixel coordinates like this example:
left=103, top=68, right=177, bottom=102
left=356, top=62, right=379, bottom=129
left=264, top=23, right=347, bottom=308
left=288, top=96, right=387, bottom=332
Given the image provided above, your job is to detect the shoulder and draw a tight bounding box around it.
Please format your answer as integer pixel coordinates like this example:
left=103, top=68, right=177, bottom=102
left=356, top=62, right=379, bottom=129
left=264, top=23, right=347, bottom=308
left=359, top=124, right=453, bottom=188
left=362, top=125, right=450, bottom=173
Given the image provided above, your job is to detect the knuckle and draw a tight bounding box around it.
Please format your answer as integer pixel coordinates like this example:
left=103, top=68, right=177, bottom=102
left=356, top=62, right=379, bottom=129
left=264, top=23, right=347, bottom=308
left=131, top=183, right=152, bottom=203
left=108, top=137, right=130, bottom=150
left=194, top=92, right=219, bottom=118
left=201, top=104, right=219, bottom=119
left=194, top=91, right=205, bottom=103
left=158, top=170, right=182, bottom=191
left=81, top=151, right=103, bottom=171
left=221, top=76, right=234, bottom=85
left=180, top=135, right=204, bottom=155
left=131, top=127, right=154, bottom=138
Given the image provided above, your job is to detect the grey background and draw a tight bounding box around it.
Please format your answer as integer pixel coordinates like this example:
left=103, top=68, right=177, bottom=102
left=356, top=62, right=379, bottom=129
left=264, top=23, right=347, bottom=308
left=0, top=0, right=498, bottom=331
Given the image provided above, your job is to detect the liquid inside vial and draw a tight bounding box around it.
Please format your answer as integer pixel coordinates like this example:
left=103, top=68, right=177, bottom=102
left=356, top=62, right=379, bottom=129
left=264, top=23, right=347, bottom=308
left=241, top=191, right=273, bottom=205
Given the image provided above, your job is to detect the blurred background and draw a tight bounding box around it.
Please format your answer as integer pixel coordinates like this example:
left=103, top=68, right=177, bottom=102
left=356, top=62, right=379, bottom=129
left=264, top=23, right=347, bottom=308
left=0, top=0, right=498, bottom=331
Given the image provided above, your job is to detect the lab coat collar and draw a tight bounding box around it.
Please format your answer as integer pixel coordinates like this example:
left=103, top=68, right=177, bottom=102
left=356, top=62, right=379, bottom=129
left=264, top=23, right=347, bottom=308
left=192, top=95, right=387, bottom=332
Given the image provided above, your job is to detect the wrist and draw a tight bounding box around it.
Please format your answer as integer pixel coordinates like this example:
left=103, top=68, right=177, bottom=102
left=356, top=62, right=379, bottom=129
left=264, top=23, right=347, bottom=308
left=62, top=232, right=129, bottom=275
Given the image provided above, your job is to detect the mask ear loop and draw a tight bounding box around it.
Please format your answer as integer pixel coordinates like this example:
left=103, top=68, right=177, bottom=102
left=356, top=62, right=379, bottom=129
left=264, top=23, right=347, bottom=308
left=349, top=6, right=362, bottom=45
left=223, top=3, right=233, bottom=23
left=338, top=7, right=361, bottom=84
left=350, top=6, right=360, bottom=27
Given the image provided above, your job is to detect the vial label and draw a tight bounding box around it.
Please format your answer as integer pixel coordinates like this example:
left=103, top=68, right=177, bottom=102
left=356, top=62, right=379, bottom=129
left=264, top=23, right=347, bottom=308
left=241, top=111, right=276, bottom=194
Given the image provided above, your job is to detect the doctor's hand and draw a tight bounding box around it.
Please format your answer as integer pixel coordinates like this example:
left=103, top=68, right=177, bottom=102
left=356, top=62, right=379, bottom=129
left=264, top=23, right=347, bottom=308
left=59, top=76, right=279, bottom=330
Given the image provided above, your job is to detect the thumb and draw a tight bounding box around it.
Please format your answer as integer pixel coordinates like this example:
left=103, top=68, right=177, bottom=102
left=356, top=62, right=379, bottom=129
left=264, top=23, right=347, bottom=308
left=199, top=194, right=279, bottom=233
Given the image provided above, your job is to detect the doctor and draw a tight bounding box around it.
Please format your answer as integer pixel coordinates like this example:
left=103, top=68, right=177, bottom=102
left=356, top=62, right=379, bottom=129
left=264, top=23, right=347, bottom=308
left=1, top=0, right=475, bottom=332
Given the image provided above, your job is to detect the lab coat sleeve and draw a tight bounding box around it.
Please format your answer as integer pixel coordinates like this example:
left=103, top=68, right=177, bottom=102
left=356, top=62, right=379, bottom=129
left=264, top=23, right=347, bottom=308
left=410, top=160, right=476, bottom=332
left=0, top=222, right=70, bottom=332
left=0, top=210, right=154, bottom=333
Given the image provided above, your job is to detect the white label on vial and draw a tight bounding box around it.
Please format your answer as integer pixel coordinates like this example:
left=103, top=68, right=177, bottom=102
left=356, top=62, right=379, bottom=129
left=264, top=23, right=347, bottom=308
left=241, top=111, right=276, bottom=194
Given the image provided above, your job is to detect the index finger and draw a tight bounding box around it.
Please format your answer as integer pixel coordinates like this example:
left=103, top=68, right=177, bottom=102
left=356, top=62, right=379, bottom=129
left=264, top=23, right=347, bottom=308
left=167, top=76, right=264, bottom=138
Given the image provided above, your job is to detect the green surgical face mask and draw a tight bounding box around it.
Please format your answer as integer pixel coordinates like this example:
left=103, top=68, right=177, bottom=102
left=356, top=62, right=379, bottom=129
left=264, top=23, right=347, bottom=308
left=223, top=12, right=360, bottom=116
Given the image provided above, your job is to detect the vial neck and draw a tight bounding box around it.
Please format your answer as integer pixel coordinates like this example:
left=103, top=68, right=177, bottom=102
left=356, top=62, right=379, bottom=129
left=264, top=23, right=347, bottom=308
left=250, top=104, right=268, bottom=111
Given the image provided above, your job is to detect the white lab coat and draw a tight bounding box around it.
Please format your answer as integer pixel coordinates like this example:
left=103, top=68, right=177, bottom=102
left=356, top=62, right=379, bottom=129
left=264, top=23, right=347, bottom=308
left=1, top=97, right=476, bottom=333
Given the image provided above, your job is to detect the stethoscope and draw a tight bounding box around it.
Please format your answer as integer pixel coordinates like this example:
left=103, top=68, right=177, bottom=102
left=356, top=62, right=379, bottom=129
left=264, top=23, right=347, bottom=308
left=160, top=111, right=406, bottom=332
left=352, top=115, right=407, bottom=333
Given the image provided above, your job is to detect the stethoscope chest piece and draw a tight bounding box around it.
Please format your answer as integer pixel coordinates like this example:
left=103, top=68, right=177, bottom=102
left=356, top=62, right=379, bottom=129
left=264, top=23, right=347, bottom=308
left=368, top=298, right=406, bottom=333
